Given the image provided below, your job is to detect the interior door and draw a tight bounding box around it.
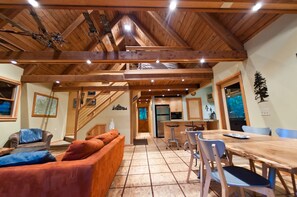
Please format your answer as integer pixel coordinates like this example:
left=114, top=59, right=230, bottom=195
left=186, top=98, right=203, bottom=120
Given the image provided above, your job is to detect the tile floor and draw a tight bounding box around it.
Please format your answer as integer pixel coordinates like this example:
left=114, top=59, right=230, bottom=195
left=107, top=133, right=296, bottom=197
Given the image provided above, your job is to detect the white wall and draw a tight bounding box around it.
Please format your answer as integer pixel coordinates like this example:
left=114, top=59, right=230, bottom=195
left=21, top=83, right=69, bottom=142
left=77, top=92, right=131, bottom=144
left=0, top=64, right=23, bottom=147
left=213, top=14, right=297, bottom=134
left=185, top=86, right=215, bottom=120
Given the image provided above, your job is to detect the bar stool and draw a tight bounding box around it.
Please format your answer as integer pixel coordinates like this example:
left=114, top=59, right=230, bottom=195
left=166, top=124, right=179, bottom=149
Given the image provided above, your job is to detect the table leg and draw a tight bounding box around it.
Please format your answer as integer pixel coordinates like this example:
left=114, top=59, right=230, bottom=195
left=268, top=167, right=276, bottom=189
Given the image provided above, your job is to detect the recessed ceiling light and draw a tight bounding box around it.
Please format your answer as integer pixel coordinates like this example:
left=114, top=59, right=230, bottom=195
left=252, top=2, right=262, bottom=12
left=169, top=1, right=177, bottom=11
left=162, top=94, right=165, bottom=97
left=55, top=81, right=60, bottom=84
left=200, top=58, right=205, bottom=63
left=28, top=0, right=39, bottom=7
left=10, top=60, right=17, bottom=64
left=151, top=79, right=154, bottom=83
left=124, top=24, right=131, bottom=32
left=182, top=79, right=185, bottom=82
left=186, top=88, right=189, bottom=91
left=146, top=99, right=148, bottom=101
left=86, top=59, right=92, bottom=64
left=156, top=59, right=160, bottom=63
left=168, top=89, right=170, bottom=91
left=177, top=94, right=180, bottom=96
left=149, top=89, right=151, bottom=92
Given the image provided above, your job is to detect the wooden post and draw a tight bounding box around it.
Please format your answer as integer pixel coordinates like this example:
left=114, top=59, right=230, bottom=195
left=74, top=90, right=80, bottom=139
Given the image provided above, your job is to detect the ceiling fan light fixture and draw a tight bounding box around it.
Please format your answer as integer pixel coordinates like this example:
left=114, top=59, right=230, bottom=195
left=252, top=2, right=262, bottom=12
left=28, top=0, right=39, bottom=7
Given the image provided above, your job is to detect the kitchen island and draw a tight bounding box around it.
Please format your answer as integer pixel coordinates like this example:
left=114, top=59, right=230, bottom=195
left=161, top=120, right=218, bottom=147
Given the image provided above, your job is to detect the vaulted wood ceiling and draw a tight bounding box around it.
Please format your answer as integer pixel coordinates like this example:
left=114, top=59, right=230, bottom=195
left=0, top=0, right=294, bottom=96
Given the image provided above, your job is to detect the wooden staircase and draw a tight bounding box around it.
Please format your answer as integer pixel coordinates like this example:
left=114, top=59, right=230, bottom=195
left=73, top=82, right=127, bottom=138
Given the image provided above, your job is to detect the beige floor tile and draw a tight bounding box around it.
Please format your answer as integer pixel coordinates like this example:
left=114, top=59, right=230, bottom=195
left=123, top=186, right=152, bottom=197
left=172, top=171, right=199, bottom=184
left=149, top=158, right=166, bottom=165
left=153, top=184, right=184, bottom=197
left=180, top=183, right=202, bottom=197
left=133, top=153, right=147, bottom=159
left=168, top=163, right=189, bottom=172
left=131, top=159, right=148, bottom=166
left=110, top=175, right=127, bottom=188
left=151, top=172, right=177, bottom=185
left=147, top=153, right=163, bottom=159
left=164, top=157, right=184, bottom=164
left=116, top=166, right=129, bottom=175
left=129, top=166, right=149, bottom=175
left=126, top=174, right=151, bottom=187
left=120, top=159, right=131, bottom=167
left=123, top=155, right=132, bottom=160
left=150, top=164, right=171, bottom=173
left=107, top=188, right=123, bottom=197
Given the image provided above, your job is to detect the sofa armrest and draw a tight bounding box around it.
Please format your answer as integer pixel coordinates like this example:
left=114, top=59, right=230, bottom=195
left=42, top=131, right=53, bottom=149
left=9, top=132, right=20, bottom=148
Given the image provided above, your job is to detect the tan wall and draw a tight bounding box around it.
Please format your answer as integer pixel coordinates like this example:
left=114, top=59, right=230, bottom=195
left=77, top=92, right=131, bottom=144
left=213, top=15, right=297, bottom=134
left=0, top=64, right=23, bottom=147
left=21, top=83, right=69, bottom=142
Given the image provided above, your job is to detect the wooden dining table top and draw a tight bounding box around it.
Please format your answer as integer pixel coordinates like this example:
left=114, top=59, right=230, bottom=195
left=200, top=130, right=297, bottom=173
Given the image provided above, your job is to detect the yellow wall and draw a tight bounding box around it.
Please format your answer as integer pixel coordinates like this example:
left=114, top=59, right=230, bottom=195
left=213, top=15, right=297, bottom=134
left=0, top=64, right=23, bottom=147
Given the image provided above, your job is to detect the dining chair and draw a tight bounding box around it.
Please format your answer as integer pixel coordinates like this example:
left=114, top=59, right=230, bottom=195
left=242, top=126, right=290, bottom=194
left=276, top=128, right=297, bottom=197
left=197, top=134, right=275, bottom=197
left=185, top=131, right=201, bottom=183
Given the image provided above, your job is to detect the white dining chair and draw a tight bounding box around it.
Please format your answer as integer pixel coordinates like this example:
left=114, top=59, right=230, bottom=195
left=197, top=134, right=275, bottom=197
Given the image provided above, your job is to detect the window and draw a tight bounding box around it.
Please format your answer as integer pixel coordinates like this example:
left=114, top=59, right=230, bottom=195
left=0, top=76, right=21, bottom=121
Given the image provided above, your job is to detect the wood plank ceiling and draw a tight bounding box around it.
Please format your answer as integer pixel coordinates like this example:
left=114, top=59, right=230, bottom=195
left=0, top=0, right=291, bottom=96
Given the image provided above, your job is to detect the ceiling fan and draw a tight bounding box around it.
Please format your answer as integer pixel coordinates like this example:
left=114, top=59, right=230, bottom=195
left=0, top=8, right=65, bottom=51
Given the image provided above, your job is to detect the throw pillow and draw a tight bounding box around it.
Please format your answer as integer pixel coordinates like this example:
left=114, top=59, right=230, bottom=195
left=62, top=139, right=104, bottom=161
left=0, top=150, right=56, bottom=167
left=19, top=128, right=43, bottom=144
left=92, top=129, right=119, bottom=145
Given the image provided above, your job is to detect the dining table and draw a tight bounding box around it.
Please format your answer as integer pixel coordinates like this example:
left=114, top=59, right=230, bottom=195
left=200, top=129, right=297, bottom=189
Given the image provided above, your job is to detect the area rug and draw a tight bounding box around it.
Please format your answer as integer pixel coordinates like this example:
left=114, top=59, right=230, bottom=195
left=133, top=139, right=148, bottom=145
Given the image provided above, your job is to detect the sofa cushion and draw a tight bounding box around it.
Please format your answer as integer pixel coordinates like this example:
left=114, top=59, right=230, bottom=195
left=62, top=139, right=104, bottom=161
left=19, top=128, right=43, bottom=144
left=90, top=129, right=119, bottom=145
left=0, top=150, right=56, bottom=167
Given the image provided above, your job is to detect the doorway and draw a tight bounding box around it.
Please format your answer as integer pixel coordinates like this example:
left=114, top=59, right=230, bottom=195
left=138, top=107, right=149, bottom=132
left=216, top=72, right=250, bottom=130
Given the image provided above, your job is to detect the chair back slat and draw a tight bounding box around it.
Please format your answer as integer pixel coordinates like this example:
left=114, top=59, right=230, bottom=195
left=197, top=133, right=225, bottom=162
left=276, top=128, right=297, bottom=139
left=186, top=131, right=201, bottom=146
left=242, top=125, right=271, bottom=136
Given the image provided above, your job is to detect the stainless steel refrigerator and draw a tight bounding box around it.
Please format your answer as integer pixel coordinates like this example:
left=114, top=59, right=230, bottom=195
left=155, top=104, right=170, bottom=137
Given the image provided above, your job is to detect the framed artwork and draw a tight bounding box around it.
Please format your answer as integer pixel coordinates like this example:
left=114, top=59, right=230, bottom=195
left=32, top=92, right=58, bottom=117
left=86, top=98, right=96, bottom=106
left=88, top=91, right=96, bottom=96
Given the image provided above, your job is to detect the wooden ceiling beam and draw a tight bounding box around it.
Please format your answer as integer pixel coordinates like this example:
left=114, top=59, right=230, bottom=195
left=197, top=13, right=244, bottom=50
left=127, top=15, right=159, bottom=46
left=61, top=10, right=93, bottom=38
left=53, top=85, right=129, bottom=92
left=141, top=90, right=189, bottom=96
left=0, top=50, right=247, bottom=64
left=0, top=9, right=22, bottom=28
left=129, top=84, right=200, bottom=90
left=21, top=69, right=213, bottom=83
left=147, top=11, right=191, bottom=48
left=126, top=46, right=192, bottom=51
left=1, top=1, right=296, bottom=14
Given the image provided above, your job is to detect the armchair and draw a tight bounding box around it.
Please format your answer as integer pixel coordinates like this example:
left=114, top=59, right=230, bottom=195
left=9, top=130, right=53, bottom=152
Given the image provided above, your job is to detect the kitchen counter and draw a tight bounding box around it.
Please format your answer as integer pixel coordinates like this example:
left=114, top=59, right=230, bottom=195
left=161, top=120, right=219, bottom=147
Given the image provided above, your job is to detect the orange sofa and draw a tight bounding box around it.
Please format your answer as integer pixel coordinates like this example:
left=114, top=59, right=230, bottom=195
left=0, top=135, right=125, bottom=197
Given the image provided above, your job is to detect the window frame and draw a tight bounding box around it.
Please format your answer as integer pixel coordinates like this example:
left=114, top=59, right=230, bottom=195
left=0, top=76, right=21, bottom=122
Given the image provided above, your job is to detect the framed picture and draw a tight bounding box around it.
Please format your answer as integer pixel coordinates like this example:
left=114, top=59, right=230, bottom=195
left=32, top=92, right=58, bottom=117
left=88, top=91, right=96, bottom=96
left=86, top=98, right=96, bottom=106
